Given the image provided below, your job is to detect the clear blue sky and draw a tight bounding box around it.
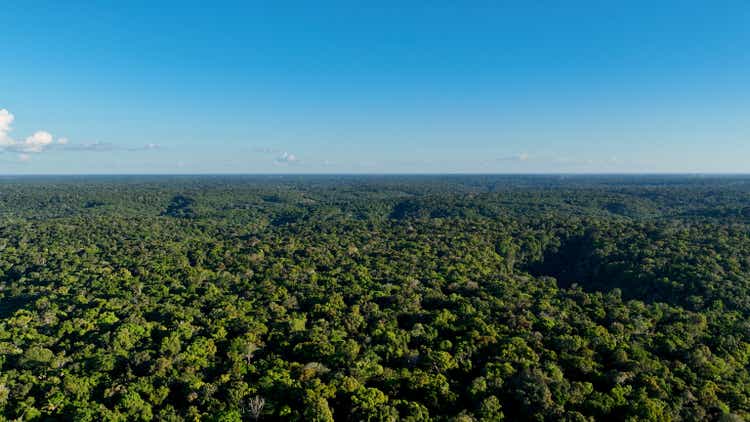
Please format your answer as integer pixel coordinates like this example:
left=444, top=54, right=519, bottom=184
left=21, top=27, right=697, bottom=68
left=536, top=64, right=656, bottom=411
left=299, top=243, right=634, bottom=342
left=1, top=1, right=748, bottom=174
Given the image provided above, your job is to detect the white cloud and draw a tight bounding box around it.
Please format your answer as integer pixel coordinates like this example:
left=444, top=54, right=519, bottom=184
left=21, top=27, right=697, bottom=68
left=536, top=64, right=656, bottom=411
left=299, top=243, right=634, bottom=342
left=0, top=109, right=163, bottom=158
left=0, top=109, right=60, bottom=154
left=21, top=131, right=54, bottom=152
left=0, top=109, right=15, bottom=146
left=275, top=151, right=299, bottom=164
left=0, top=109, right=12, bottom=131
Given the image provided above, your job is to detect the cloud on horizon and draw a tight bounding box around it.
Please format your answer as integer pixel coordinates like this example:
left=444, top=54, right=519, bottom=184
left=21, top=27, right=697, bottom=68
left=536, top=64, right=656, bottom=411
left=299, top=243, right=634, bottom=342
left=275, top=151, right=299, bottom=165
left=0, top=109, right=69, bottom=159
left=255, top=147, right=302, bottom=166
left=0, top=109, right=14, bottom=146
left=0, top=108, right=161, bottom=161
left=498, top=152, right=531, bottom=162
left=53, top=141, right=161, bottom=152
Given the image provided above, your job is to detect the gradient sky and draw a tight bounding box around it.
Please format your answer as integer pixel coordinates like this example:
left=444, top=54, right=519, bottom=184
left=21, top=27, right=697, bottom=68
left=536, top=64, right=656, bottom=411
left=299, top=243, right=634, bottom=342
left=1, top=1, right=749, bottom=174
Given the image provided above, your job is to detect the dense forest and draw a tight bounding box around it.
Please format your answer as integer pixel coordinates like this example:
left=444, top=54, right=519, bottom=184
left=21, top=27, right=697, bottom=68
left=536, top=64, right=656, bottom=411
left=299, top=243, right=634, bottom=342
left=1, top=175, right=750, bottom=421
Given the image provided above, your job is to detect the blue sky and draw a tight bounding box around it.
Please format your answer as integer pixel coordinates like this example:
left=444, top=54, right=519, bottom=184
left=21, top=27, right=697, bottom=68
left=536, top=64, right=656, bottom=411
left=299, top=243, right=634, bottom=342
left=1, top=1, right=748, bottom=174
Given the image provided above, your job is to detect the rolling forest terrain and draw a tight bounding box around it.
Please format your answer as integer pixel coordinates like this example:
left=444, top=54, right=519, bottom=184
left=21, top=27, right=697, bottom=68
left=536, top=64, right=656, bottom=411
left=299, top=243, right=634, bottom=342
left=1, top=175, right=750, bottom=421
